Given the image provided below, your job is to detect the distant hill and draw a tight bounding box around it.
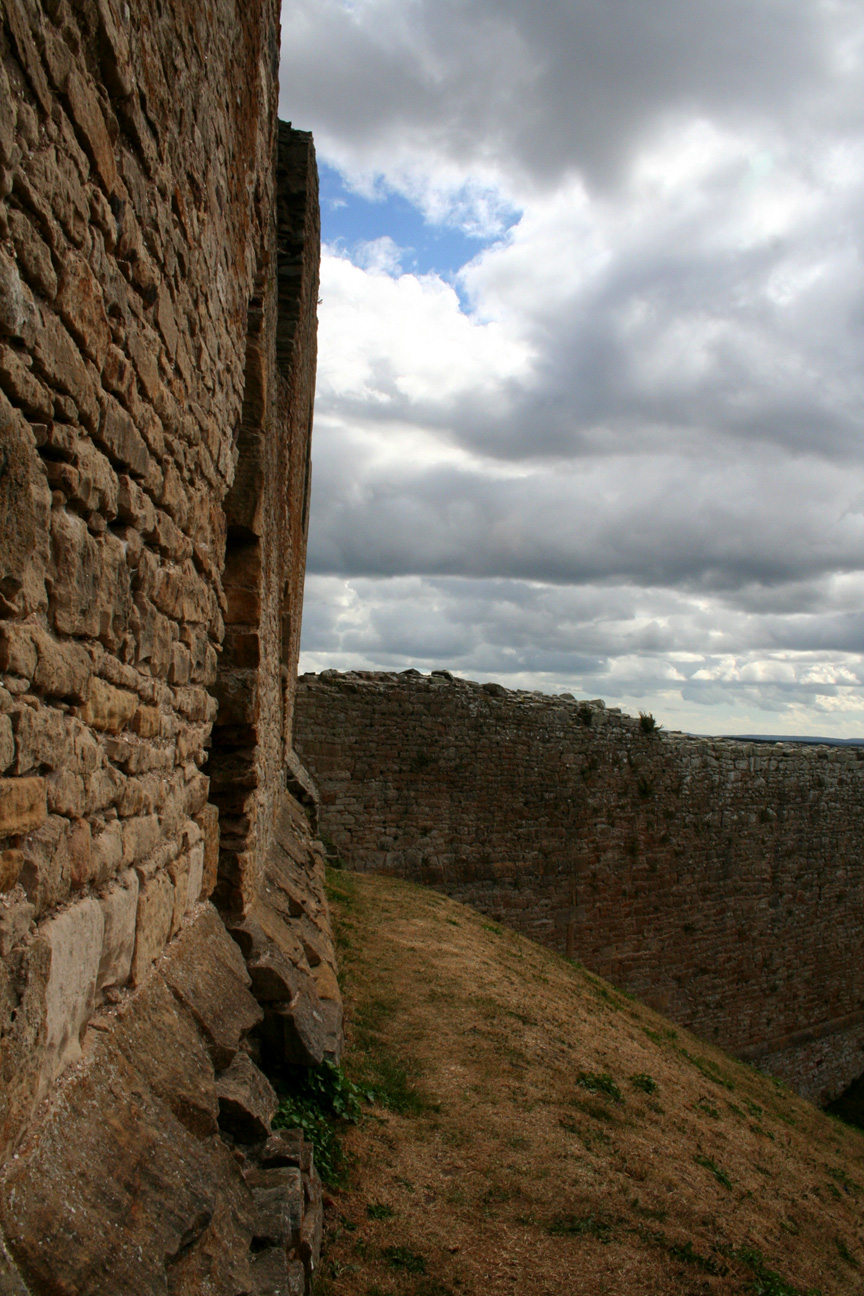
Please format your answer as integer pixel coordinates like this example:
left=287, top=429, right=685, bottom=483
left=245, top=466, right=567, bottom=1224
left=726, top=734, right=864, bottom=747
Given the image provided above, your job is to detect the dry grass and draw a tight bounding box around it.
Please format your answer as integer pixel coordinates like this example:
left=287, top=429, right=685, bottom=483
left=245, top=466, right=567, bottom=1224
left=316, top=870, right=864, bottom=1296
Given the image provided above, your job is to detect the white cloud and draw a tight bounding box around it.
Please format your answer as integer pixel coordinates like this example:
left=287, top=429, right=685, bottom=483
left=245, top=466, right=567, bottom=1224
left=282, top=0, right=864, bottom=735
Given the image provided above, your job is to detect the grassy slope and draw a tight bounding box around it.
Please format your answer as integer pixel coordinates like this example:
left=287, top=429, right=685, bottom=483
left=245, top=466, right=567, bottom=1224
left=317, top=870, right=864, bottom=1296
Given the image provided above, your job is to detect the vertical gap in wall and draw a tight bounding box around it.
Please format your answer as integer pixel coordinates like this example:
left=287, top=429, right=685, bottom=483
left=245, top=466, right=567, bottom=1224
left=207, top=279, right=267, bottom=914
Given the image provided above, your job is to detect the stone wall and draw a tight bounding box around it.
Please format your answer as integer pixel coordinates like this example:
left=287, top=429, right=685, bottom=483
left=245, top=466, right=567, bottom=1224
left=0, top=2, right=338, bottom=1292
left=295, top=670, right=864, bottom=1106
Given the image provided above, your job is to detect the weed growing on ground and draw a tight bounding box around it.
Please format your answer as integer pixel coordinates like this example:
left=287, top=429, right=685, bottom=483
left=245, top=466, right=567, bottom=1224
left=630, top=1072, right=657, bottom=1094
left=384, top=1245, right=427, bottom=1273
left=548, top=1213, right=614, bottom=1243
left=732, top=1246, right=822, bottom=1295
left=575, top=1071, right=623, bottom=1103
left=694, top=1153, right=732, bottom=1189
left=367, top=1202, right=395, bottom=1219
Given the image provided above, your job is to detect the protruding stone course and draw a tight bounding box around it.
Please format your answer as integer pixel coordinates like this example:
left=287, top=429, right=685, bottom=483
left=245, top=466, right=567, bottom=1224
left=296, top=669, right=864, bottom=1105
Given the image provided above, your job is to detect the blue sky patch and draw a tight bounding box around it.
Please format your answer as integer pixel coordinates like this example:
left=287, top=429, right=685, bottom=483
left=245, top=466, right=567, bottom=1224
left=319, top=161, right=514, bottom=282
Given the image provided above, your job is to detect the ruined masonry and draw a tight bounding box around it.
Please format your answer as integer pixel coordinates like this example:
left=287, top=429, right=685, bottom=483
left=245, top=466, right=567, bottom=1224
left=295, top=670, right=864, bottom=1108
left=0, top=2, right=340, bottom=1292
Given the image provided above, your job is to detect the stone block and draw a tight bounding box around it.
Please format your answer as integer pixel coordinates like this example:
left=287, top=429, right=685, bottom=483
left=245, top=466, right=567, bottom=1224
left=186, top=840, right=205, bottom=909
left=46, top=769, right=86, bottom=818
left=55, top=251, right=111, bottom=367
left=0, top=714, right=14, bottom=773
left=0, top=849, right=24, bottom=893
left=0, top=893, right=35, bottom=958
left=260, top=991, right=326, bottom=1070
left=131, top=705, right=162, bottom=738
left=249, top=1247, right=305, bottom=1296
left=12, top=704, right=69, bottom=774
left=32, top=308, right=100, bottom=431
left=0, top=412, right=50, bottom=618
left=243, top=1165, right=303, bottom=1248
left=30, top=627, right=92, bottom=701
left=0, top=776, right=47, bottom=834
left=111, top=975, right=218, bottom=1139
left=168, top=852, right=189, bottom=936
left=97, top=870, right=139, bottom=993
left=129, top=869, right=174, bottom=984
left=0, top=343, right=52, bottom=420
left=65, top=67, right=118, bottom=194
left=160, top=904, right=261, bottom=1068
left=7, top=207, right=57, bottom=301
left=0, top=251, right=32, bottom=341
left=0, top=624, right=37, bottom=679
left=0, top=1046, right=256, bottom=1296
left=195, top=802, right=220, bottom=900
left=41, top=896, right=104, bottom=1084
left=216, top=1050, right=277, bottom=1144
left=78, top=676, right=138, bottom=732
left=96, top=396, right=151, bottom=477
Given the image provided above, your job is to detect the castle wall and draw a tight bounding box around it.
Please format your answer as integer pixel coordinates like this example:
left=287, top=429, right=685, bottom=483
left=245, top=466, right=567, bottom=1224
left=0, top=3, right=336, bottom=1291
left=295, top=670, right=864, bottom=1105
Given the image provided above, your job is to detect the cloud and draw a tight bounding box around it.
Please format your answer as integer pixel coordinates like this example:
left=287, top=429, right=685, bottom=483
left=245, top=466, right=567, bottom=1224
left=281, top=0, right=864, bottom=735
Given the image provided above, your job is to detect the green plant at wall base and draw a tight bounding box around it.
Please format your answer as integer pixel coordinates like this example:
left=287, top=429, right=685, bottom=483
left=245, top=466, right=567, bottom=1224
left=272, top=1061, right=370, bottom=1184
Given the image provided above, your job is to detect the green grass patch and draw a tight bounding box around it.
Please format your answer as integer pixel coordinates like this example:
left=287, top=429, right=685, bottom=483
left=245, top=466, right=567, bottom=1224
left=694, top=1153, right=732, bottom=1189
left=384, top=1245, right=427, bottom=1274
left=575, top=1071, right=623, bottom=1103
left=629, top=1072, right=657, bottom=1094
left=272, top=1061, right=368, bottom=1184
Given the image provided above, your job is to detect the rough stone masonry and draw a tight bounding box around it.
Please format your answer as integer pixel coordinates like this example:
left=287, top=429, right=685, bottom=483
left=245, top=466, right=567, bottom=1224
left=0, top=2, right=339, bottom=1292
left=295, top=669, right=864, bottom=1107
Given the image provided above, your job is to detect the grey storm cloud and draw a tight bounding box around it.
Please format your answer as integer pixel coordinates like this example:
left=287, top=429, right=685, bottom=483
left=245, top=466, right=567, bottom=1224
left=282, top=0, right=864, bottom=733
left=280, top=0, right=854, bottom=190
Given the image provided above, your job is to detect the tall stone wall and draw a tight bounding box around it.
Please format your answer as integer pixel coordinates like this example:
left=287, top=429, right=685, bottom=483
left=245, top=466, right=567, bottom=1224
left=295, top=670, right=864, bottom=1106
left=0, top=3, right=338, bottom=1292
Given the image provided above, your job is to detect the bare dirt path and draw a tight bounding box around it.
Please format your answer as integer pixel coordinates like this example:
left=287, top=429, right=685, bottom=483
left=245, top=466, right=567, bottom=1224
left=316, top=870, right=864, bottom=1295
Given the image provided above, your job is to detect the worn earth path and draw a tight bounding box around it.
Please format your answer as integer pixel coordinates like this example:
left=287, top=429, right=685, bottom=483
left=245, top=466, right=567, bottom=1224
left=316, top=871, right=864, bottom=1296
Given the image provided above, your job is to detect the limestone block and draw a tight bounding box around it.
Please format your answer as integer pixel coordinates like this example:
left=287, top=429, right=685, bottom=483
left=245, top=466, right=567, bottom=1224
left=0, top=624, right=37, bottom=679
left=0, top=343, right=52, bottom=419
left=55, top=250, right=111, bottom=366
left=78, top=676, right=138, bottom=732
left=112, top=975, right=218, bottom=1139
left=46, top=769, right=86, bottom=818
left=131, top=705, right=162, bottom=738
left=243, top=1165, right=303, bottom=1249
left=31, top=307, right=100, bottom=431
left=0, top=849, right=24, bottom=893
left=12, top=703, right=69, bottom=773
left=0, top=776, right=47, bottom=834
left=0, top=892, right=35, bottom=957
left=249, top=1248, right=304, bottom=1296
left=195, top=802, right=220, bottom=900
left=160, top=905, right=261, bottom=1068
left=0, top=250, right=31, bottom=340
left=83, top=763, right=126, bottom=815
left=72, top=438, right=119, bottom=519
left=0, top=1046, right=256, bottom=1296
left=121, top=813, right=160, bottom=868
left=7, top=207, right=57, bottom=301
left=168, top=852, right=189, bottom=936
left=117, top=474, right=157, bottom=532
left=97, top=870, right=139, bottom=993
left=30, top=627, right=92, bottom=701
left=0, top=412, right=50, bottom=618
left=260, top=991, right=326, bottom=1070
left=65, top=67, right=118, bottom=194
left=0, top=713, right=14, bottom=773
left=96, top=397, right=152, bottom=477
left=41, top=897, right=104, bottom=1084
left=186, top=840, right=205, bottom=909
left=129, top=869, right=174, bottom=984
left=216, top=1050, right=277, bottom=1144
left=0, top=1233, right=29, bottom=1295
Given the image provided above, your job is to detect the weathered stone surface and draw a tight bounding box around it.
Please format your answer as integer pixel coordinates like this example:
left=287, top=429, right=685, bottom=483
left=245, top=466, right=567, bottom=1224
left=97, top=870, right=139, bottom=992
left=55, top=251, right=111, bottom=366
left=161, top=905, right=262, bottom=1069
left=243, top=1165, right=303, bottom=1248
left=249, top=1247, right=305, bottom=1296
left=0, top=1047, right=256, bottom=1296
left=30, top=627, right=92, bottom=700
left=0, top=412, right=50, bottom=618
left=216, top=1049, right=278, bottom=1144
left=129, top=869, right=174, bottom=984
left=111, top=975, right=218, bottom=1139
left=41, top=896, right=104, bottom=1085
left=0, top=777, right=46, bottom=835
left=0, top=852, right=24, bottom=894
left=78, top=676, right=138, bottom=732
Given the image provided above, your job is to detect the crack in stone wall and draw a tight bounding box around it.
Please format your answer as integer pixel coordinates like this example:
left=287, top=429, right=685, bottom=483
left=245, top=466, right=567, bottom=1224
left=0, top=2, right=339, bottom=1291
left=295, top=669, right=864, bottom=1106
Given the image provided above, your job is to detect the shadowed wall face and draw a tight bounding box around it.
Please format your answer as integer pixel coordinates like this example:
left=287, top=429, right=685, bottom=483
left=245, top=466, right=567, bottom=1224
left=0, top=3, right=337, bottom=1291
left=295, top=670, right=864, bottom=1105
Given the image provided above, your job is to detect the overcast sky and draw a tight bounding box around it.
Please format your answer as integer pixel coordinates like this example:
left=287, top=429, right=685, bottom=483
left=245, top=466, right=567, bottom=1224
left=279, top=0, right=864, bottom=736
